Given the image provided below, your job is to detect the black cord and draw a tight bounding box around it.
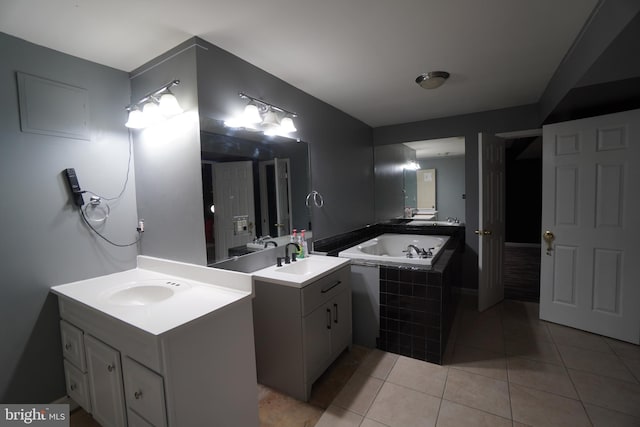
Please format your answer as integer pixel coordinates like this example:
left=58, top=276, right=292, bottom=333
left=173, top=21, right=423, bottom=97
left=80, top=209, right=142, bottom=248
left=85, top=132, right=134, bottom=201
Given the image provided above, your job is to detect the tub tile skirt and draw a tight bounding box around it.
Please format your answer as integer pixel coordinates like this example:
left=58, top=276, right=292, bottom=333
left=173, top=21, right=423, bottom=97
left=378, top=258, right=458, bottom=364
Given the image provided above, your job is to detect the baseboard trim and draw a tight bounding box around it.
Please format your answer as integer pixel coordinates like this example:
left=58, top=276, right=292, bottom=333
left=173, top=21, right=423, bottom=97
left=51, top=395, right=79, bottom=412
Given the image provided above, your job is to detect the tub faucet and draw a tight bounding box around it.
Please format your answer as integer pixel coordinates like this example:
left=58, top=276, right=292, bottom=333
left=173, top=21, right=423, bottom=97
left=405, top=244, right=422, bottom=258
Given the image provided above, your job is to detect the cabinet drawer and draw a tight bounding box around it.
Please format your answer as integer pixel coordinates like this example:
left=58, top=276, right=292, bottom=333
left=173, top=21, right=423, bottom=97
left=60, top=320, right=86, bottom=371
left=123, top=357, right=167, bottom=427
left=301, top=266, right=349, bottom=316
left=64, top=360, right=92, bottom=413
left=127, top=409, right=154, bottom=427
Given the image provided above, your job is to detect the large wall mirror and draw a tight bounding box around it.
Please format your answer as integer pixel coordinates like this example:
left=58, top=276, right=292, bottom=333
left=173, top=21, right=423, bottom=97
left=375, top=136, right=465, bottom=222
left=200, top=125, right=310, bottom=265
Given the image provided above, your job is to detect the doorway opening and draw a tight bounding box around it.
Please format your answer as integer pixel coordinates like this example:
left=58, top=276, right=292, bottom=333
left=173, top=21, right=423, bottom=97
left=503, top=134, right=542, bottom=302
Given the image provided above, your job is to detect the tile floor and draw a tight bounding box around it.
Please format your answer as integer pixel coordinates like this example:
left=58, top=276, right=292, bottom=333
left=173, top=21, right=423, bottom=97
left=315, top=295, right=640, bottom=427
left=71, top=295, right=640, bottom=426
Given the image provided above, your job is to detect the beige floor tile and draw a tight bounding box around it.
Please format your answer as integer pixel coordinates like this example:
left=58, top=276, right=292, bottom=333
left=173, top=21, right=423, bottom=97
left=584, top=404, right=640, bottom=427
left=366, top=382, right=441, bottom=427
left=456, top=323, right=506, bottom=354
left=547, top=323, right=612, bottom=353
left=314, top=405, right=363, bottom=427
left=512, top=423, right=531, bottom=427
left=606, top=338, right=640, bottom=361
left=258, top=387, right=324, bottom=427
left=507, top=356, right=578, bottom=398
left=386, top=355, right=448, bottom=398
left=503, top=318, right=552, bottom=343
left=360, top=418, right=389, bottom=427
left=501, top=300, right=540, bottom=323
left=450, top=343, right=508, bottom=381
left=557, top=344, right=637, bottom=383
left=622, top=358, right=640, bottom=383
left=443, top=368, right=511, bottom=419
left=509, top=383, right=590, bottom=427
left=436, top=400, right=512, bottom=427
left=505, top=335, right=563, bottom=365
left=356, top=349, right=399, bottom=380
left=331, top=372, right=384, bottom=415
left=569, top=369, right=640, bottom=418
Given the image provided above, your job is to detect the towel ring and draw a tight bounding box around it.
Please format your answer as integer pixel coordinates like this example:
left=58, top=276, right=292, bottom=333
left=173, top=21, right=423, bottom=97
left=305, top=190, right=324, bottom=208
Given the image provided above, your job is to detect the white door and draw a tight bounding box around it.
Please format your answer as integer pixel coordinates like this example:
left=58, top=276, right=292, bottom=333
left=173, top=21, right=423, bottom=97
left=213, top=161, right=255, bottom=261
left=478, top=133, right=505, bottom=311
left=274, top=158, right=292, bottom=237
left=540, top=109, right=640, bottom=344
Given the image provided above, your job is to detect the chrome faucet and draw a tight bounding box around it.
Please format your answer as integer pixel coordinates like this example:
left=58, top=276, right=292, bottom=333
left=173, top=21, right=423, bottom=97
left=405, top=244, right=422, bottom=258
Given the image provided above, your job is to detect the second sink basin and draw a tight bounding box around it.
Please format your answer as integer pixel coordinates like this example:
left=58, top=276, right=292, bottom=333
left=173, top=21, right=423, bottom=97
left=253, top=256, right=351, bottom=288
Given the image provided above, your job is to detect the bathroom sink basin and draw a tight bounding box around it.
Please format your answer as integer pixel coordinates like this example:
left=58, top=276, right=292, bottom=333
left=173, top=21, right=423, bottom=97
left=277, top=260, right=325, bottom=275
left=105, top=279, right=191, bottom=306
left=109, top=285, right=174, bottom=306
left=253, top=256, right=351, bottom=288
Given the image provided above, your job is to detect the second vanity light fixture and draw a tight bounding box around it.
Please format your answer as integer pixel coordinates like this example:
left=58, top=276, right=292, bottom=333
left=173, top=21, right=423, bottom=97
left=125, top=80, right=183, bottom=129
left=224, top=92, right=298, bottom=137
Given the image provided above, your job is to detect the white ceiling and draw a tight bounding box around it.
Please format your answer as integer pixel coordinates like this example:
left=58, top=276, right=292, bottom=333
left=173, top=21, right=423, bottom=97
left=404, top=137, right=465, bottom=159
left=0, top=0, right=599, bottom=127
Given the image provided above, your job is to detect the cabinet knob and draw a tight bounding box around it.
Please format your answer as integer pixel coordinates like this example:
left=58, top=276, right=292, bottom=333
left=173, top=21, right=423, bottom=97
left=134, top=390, right=143, bottom=400
left=70, top=383, right=77, bottom=391
left=107, top=364, right=115, bottom=372
left=65, top=343, right=72, bottom=350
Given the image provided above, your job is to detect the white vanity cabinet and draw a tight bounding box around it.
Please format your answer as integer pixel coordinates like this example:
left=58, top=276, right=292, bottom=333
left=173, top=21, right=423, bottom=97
left=53, top=256, right=259, bottom=427
left=253, top=263, right=352, bottom=401
left=84, top=335, right=128, bottom=427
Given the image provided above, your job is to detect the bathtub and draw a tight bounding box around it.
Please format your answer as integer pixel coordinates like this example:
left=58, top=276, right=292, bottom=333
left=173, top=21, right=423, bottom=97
left=338, top=233, right=450, bottom=268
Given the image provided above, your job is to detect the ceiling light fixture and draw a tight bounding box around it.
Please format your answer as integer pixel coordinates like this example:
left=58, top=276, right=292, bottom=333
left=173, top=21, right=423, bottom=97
left=415, top=71, right=450, bottom=89
left=125, top=79, right=183, bottom=129
left=224, top=92, right=299, bottom=138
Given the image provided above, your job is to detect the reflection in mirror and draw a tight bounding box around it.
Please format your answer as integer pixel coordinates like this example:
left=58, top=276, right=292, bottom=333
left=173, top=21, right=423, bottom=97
left=402, top=137, right=465, bottom=221
left=201, top=131, right=310, bottom=264
left=371, top=136, right=465, bottom=222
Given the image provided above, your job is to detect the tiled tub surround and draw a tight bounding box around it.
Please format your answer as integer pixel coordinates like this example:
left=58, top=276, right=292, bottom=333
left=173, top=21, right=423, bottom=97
left=379, top=247, right=462, bottom=364
left=318, top=221, right=464, bottom=365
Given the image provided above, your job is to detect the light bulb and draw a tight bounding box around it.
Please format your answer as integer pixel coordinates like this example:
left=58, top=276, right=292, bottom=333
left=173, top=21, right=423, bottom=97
left=125, top=108, right=147, bottom=129
left=280, top=116, right=297, bottom=133
left=158, top=92, right=183, bottom=116
left=143, top=100, right=162, bottom=125
left=243, top=103, right=262, bottom=124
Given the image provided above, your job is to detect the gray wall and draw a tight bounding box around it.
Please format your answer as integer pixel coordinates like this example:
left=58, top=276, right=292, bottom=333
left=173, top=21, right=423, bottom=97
left=194, top=38, right=375, bottom=240
left=419, top=156, right=466, bottom=222
left=539, top=0, right=640, bottom=121
left=374, top=143, right=415, bottom=221
left=0, top=33, right=138, bottom=402
left=130, top=41, right=207, bottom=265
left=373, top=104, right=541, bottom=290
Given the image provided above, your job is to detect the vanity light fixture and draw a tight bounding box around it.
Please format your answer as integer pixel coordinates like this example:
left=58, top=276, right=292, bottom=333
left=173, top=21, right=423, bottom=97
left=415, top=71, right=450, bottom=89
left=125, top=79, right=183, bottom=129
left=225, top=92, right=299, bottom=138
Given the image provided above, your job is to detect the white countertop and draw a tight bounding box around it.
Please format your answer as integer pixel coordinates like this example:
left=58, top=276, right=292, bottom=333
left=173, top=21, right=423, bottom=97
left=252, top=255, right=350, bottom=288
left=51, top=256, right=253, bottom=335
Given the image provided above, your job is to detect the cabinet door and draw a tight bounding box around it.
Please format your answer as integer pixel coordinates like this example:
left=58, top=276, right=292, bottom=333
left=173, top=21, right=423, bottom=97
left=85, top=335, right=127, bottom=427
left=330, top=289, right=352, bottom=358
left=303, top=304, right=332, bottom=383
left=123, top=357, right=167, bottom=427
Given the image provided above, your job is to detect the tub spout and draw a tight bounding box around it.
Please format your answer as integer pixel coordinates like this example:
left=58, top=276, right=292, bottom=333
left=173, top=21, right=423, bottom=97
left=405, top=244, right=422, bottom=258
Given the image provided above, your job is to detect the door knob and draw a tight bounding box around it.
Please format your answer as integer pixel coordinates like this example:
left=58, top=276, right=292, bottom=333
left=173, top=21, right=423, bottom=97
left=543, top=230, right=555, bottom=255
